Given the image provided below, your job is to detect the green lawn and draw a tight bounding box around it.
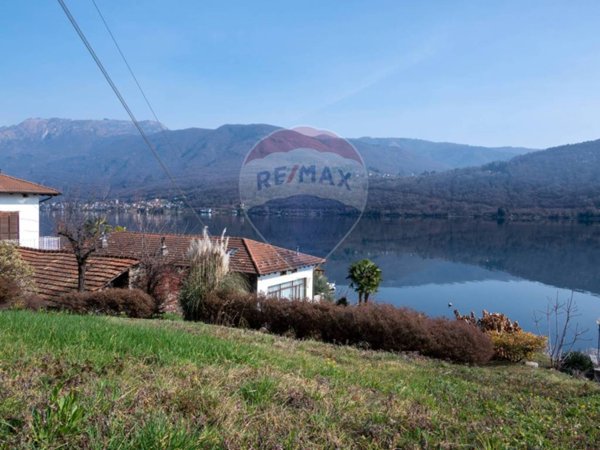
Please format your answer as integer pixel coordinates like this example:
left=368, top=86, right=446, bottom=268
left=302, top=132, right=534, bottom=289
left=0, top=310, right=599, bottom=449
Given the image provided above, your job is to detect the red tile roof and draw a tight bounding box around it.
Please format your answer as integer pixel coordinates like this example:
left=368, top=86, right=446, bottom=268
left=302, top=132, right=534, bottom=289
left=0, top=173, right=60, bottom=196
left=95, top=231, right=325, bottom=276
left=243, top=238, right=324, bottom=275
left=18, top=248, right=138, bottom=300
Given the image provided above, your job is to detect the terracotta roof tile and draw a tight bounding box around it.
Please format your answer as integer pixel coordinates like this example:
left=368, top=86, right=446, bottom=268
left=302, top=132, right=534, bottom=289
left=0, top=173, right=60, bottom=196
left=18, top=248, right=138, bottom=300
left=242, top=238, right=324, bottom=275
left=95, top=231, right=324, bottom=276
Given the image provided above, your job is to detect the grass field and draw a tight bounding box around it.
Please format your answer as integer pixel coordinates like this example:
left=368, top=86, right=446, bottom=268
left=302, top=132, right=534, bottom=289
left=0, top=310, right=599, bottom=449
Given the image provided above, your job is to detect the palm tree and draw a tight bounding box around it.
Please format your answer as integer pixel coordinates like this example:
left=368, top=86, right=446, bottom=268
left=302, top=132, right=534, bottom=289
left=347, top=259, right=382, bottom=304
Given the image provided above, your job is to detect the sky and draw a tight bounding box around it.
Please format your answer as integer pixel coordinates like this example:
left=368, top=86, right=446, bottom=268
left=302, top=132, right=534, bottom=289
left=2, top=1, right=600, bottom=148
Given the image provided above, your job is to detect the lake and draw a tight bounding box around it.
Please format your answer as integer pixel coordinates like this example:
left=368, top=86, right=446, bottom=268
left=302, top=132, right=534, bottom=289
left=41, top=211, right=600, bottom=349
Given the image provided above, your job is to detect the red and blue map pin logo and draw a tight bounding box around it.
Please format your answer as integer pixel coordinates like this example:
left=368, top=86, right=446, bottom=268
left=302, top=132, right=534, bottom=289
left=239, top=126, right=368, bottom=258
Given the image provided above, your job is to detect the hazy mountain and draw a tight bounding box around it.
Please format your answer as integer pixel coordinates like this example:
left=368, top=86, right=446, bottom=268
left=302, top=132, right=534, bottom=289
left=0, top=118, right=166, bottom=194
left=1, top=117, right=164, bottom=135
left=0, top=118, right=535, bottom=197
left=368, top=138, right=600, bottom=217
left=0, top=118, right=165, bottom=152
left=352, top=137, right=532, bottom=176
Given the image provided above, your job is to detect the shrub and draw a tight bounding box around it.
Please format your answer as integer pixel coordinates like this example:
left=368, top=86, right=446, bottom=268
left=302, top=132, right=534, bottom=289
left=17, top=294, right=50, bottom=311
left=50, top=288, right=156, bottom=319
left=0, top=276, right=22, bottom=308
left=456, top=309, right=546, bottom=362
left=560, top=351, right=594, bottom=379
left=0, top=242, right=37, bottom=296
left=192, top=292, right=494, bottom=364
left=179, top=228, right=238, bottom=320
left=488, top=330, right=547, bottom=362
left=1, top=276, right=48, bottom=311
left=427, top=319, right=495, bottom=364
left=133, top=259, right=177, bottom=314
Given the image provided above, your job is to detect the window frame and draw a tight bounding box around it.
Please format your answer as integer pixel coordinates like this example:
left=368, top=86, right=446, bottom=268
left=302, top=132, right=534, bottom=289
left=0, top=212, right=19, bottom=242
left=267, top=278, right=307, bottom=300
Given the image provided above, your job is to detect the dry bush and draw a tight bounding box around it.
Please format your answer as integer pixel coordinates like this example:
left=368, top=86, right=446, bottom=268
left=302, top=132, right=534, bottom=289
left=426, top=318, right=495, bottom=363
left=194, top=292, right=494, bottom=364
left=533, top=293, right=588, bottom=369
left=456, top=309, right=546, bottom=362
left=134, top=264, right=180, bottom=314
left=455, top=309, right=522, bottom=333
left=50, top=288, right=156, bottom=319
left=0, top=276, right=22, bottom=308
left=17, top=295, right=51, bottom=311
left=489, top=331, right=547, bottom=362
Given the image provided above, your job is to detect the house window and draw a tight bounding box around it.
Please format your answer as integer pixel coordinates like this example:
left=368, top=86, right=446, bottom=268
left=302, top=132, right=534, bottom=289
left=267, top=278, right=306, bottom=300
left=0, top=212, right=19, bottom=242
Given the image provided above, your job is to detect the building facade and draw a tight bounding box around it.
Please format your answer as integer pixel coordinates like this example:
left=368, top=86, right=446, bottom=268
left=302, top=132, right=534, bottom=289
left=0, top=173, right=60, bottom=248
left=256, top=266, right=315, bottom=300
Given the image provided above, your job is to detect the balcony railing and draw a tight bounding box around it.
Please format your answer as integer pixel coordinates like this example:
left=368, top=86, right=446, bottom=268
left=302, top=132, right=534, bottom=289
left=39, top=236, right=61, bottom=250
left=5, top=236, right=62, bottom=250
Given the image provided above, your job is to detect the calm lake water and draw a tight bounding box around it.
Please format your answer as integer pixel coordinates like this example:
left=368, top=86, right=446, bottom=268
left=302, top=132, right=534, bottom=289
left=42, top=212, right=600, bottom=348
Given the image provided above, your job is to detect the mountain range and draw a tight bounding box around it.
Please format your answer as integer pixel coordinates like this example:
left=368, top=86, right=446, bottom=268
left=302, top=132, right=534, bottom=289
left=0, top=118, right=534, bottom=195
left=1, top=118, right=599, bottom=218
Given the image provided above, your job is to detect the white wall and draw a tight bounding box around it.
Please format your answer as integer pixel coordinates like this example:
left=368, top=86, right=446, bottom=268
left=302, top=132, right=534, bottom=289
left=0, top=194, right=41, bottom=248
left=256, top=266, right=315, bottom=300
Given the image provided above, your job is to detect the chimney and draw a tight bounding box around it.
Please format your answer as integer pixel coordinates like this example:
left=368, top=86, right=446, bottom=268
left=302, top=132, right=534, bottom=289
left=100, top=234, right=108, bottom=249
left=160, top=236, right=168, bottom=256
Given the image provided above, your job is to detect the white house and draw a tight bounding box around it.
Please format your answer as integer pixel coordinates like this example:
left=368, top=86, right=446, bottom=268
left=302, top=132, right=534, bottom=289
left=96, top=231, right=325, bottom=304
left=0, top=172, right=60, bottom=249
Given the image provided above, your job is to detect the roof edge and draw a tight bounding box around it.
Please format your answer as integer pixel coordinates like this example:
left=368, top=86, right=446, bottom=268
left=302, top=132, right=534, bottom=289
left=18, top=246, right=139, bottom=263
left=241, top=238, right=262, bottom=275
left=0, top=173, right=61, bottom=195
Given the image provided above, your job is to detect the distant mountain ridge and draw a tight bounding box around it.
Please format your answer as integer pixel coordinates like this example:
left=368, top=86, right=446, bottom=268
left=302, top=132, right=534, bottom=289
left=0, top=118, right=536, bottom=198
left=353, top=137, right=532, bottom=176
left=367, top=138, right=600, bottom=218
left=0, top=118, right=165, bottom=149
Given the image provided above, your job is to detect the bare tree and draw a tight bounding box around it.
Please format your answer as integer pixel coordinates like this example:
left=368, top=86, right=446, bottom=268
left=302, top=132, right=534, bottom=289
left=133, top=235, right=175, bottom=314
left=57, top=204, right=113, bottom=292
left=534, top=292, right=589, bottom=369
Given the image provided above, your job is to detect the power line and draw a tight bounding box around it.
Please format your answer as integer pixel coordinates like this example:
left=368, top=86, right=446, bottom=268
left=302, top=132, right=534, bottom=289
left=91, top=0, right=164, bottom=132
left=57, top=0, right=295, bottom=271
left=56, top=0, right=207, bottom=231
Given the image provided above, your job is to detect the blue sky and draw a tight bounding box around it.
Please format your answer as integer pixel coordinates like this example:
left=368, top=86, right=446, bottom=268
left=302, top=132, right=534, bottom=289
left=2, top=1, right=600, bottom=147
